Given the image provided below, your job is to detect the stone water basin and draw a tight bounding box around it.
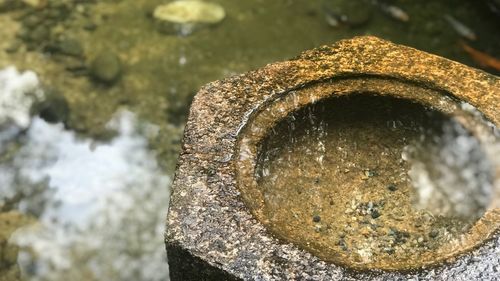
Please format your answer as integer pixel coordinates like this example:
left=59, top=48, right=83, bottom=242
left=166, top=36, right=500, bottom=280
left=237, top=80, right=500, bottom=270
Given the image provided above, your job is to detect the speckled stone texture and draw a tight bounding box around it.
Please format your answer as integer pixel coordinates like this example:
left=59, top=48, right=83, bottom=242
left=165, top=36, right=500, bottom=280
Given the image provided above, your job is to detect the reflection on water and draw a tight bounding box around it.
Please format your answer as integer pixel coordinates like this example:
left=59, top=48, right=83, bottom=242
left=249, top=94, right=497, bottom=270
left=0, top=68, right=170, bottom=280
left=404, top=116, right=493, bottom=221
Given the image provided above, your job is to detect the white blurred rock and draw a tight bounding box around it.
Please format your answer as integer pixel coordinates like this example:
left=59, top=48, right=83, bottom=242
left=153, top=0, right=225, bottom=36
left=0, top=66, right=44, bottom=130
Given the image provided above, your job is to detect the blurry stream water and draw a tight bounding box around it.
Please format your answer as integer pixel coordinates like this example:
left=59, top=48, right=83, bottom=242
left=0, top=68, right=170, bottom=280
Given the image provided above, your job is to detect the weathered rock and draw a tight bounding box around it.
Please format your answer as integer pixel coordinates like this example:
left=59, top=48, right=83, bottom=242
left=153, top=0, right=225, bottom=35
left=46, top=37, right=84, bottom=57
left=89, top=51, right=122, bottom=84
left=165, top=36, right=500, bottom=280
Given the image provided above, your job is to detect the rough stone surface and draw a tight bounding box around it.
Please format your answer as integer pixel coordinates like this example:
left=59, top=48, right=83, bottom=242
left=165, top=36, right=500, bottom=280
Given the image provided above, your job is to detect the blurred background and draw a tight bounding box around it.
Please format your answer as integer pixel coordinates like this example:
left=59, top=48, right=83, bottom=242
left=0, top=0, right=498, bottom=280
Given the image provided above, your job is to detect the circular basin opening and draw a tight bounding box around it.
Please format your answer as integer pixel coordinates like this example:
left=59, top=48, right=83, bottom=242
left=237, top=85, right=500, bottom=270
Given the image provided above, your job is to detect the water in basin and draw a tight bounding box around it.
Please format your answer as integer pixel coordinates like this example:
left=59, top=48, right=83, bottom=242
left=254, top=94, right=497, bottom=269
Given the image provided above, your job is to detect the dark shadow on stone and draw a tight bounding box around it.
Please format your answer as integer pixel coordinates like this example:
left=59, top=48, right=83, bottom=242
left=167, top=243, right=242, bottom=281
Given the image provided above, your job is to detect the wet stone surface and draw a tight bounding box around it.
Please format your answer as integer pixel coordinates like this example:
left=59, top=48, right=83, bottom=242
left=255, top=94, right=492, bottom=270
left=167, top=37, right=500, bottom=280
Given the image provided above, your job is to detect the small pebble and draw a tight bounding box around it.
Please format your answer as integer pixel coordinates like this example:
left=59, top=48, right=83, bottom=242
left=338, top=239, right=348, bottom=251
left=384, top=247, right=395, bottom=254
left=51, top=37, right=84, bottom=57
left=312, top=215, right=321, bottom=223
left=429, top=229, right=439, bottom=238
left=89, top=51, right=122, bottom=84
left=360, top=227, right=371, bottom=236
left=371, top=209, right=381, bottom=219
left=387, top=184, right=397, bottom=191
